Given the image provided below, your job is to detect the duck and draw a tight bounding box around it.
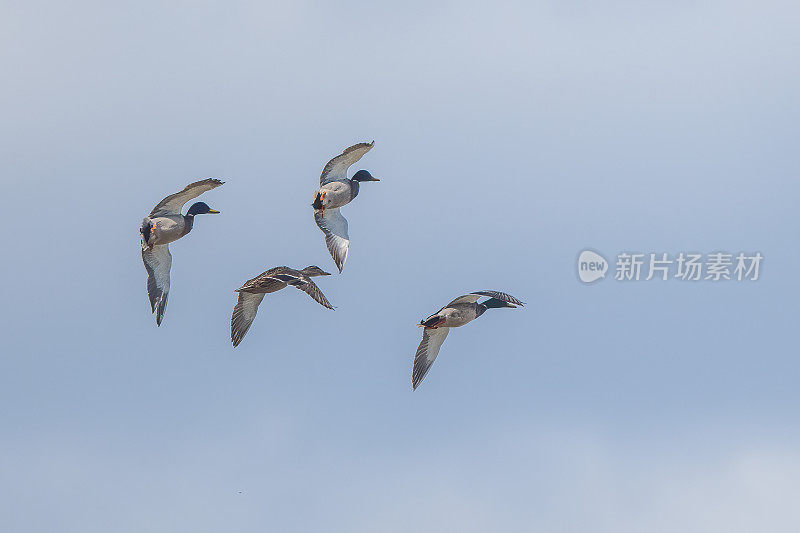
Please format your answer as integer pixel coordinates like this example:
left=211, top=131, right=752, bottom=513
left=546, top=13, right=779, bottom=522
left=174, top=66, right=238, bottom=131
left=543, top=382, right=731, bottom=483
left=312, top=141, right=380, bottom=272
left=231, top=266, right=334, bottom=347
left=140, top=178, right=224, bottom=326
left=412, top=290, right=524, bottom=390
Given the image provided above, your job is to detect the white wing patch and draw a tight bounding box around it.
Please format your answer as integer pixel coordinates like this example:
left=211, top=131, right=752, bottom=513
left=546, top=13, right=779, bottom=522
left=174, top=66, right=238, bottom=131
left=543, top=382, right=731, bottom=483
left=314, top=208, right=350, bottom=273
left=142, top=244, right=172, bottom=326
left=412, top=327, right=450, bottom=390
left=230, top=292, right=266, bottom=347
left=320, top=142, right=374, bottom=185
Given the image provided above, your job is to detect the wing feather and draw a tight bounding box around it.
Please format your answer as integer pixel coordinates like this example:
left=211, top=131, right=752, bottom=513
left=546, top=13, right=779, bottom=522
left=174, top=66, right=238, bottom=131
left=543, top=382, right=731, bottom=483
left=412, top=327, right=450, bottom=390
left=293, top=278, right=334, bottom=310
left=268, top=273, right=334, bottom=310
left=314, top=208, right=350, bottom=272
left=142, top=245, right=172, bottom=326
left=231, top=292, right=266, bottom=347
left=320, top=142, right=374, bottom=185
left=149, top=178, right=224, bottom=217
left=444, top=290, right=524, bottom=309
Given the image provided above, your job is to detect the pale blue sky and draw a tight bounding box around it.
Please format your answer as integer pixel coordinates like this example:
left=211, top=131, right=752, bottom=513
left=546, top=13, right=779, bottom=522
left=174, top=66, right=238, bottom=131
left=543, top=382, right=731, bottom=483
left=1, top=1, right=799, bottom=531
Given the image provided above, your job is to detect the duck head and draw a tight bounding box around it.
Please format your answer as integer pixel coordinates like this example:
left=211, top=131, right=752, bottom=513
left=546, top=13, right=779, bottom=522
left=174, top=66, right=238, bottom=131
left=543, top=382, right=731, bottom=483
left=352, top=170, right=380, bottom=182
left=186, top=202, right=220, bottom=216
left=301, top=265, right=332, bottom=277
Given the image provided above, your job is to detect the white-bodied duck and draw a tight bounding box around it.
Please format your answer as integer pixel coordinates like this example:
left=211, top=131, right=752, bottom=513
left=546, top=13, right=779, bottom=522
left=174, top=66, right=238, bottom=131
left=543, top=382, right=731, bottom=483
left=412, top=291, right=524, bottom=390
left=140, top=178, right=223, bottom=326
left=312, top=141, right=380, bottom=272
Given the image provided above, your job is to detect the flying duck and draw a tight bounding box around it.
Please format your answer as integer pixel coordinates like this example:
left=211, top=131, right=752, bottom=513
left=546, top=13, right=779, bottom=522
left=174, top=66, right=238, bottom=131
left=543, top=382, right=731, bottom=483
left=412, top=290, right=524, bottom=390
left=312, top=141, right=379, bottom=272
left=231, top=266, right=334, bottom=347
left=140, top=178, right=223, bottom=326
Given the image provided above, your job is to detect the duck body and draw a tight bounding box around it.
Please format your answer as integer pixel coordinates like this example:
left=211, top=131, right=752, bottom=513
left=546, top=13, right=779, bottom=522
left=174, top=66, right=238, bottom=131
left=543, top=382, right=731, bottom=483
left=140, top=214, right=193, bottom=249
left=236, top=266, right=325, bottom=294
left=139, top=178, right=223, bottom=326
left=312, top=142, right=379, bottom=272
left=231, top=265, right=333, bottom=347
left=421, top=302, right=487, bottom=329
left=412, top=290, right=524, bottom=390
left=313, top=179, right=359, bottom=210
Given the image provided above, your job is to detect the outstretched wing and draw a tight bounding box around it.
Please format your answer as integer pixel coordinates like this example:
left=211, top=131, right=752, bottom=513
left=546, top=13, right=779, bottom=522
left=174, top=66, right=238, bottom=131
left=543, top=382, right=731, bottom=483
left=295, top=278, right=334, bottom=309
left=149, top=178, right=224, bottom=217
left=142, top=244, right=172, bottom=326
left=412, top=327, right=450, bottom=390
left=270, top=273, right=334, bottom=310
left=320, top=141, right=374, bottom=185
left=314, top=208, right=349, bottom=273
left=231, top=292, right=266, bottom=347
left=443, top=290, right=524, bottom=309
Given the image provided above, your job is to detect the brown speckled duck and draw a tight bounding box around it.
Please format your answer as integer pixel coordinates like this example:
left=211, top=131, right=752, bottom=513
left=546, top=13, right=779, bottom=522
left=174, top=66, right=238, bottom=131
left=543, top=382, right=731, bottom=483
left=231, top=266, right=334, bottom=347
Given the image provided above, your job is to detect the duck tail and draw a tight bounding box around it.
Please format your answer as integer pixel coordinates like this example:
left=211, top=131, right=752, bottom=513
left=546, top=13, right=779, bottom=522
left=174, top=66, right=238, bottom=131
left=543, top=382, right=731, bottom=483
left=312, top=192, right=324, bottom=210
left=140, top=219, right=152, bottom=250
left=420, top=315, right=446, bottom=328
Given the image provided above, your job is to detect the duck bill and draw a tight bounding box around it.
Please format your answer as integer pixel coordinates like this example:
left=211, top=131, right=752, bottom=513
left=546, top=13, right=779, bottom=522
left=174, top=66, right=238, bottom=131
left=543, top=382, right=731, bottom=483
left=208, top=209, right=220, bottom=214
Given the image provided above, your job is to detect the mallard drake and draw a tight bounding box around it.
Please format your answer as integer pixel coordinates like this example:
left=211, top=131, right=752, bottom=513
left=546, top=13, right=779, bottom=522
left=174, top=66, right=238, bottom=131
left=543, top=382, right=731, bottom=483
left=412, top=290, right=524, bottom=390
left=140, top=178, right=223, bottom=326
left=312, top=141, right=379, bottom=272
left=231, top=266, right=334, bottom=347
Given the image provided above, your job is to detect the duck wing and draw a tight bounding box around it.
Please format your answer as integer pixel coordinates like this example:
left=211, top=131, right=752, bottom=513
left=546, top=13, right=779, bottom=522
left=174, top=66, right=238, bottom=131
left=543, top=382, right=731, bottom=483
left=149, top=178, right=224, bottom=217
left=442, top=290, right=524, bottom=309
left=142, top=244, right=172, bottom=326
left=320, top=142, right=374, bottom=186
left=231, top=292, right=266, bottom=347
left=314, top=208, right=349, bottom=273
left=412, top=327, right=450, bottom=390
left=271, top=273, right=334, bottom=310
